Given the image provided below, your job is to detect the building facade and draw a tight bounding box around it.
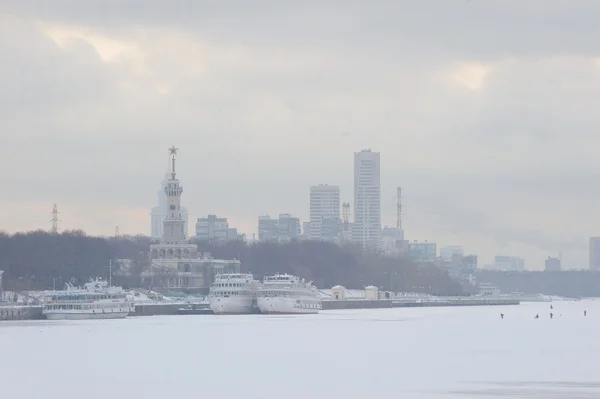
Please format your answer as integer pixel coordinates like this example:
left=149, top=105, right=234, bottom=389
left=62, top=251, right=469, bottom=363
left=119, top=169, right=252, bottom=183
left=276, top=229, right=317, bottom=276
left=194, top=215, right=238, bottom=243
left=408, top=241, right=437, bottom=263
left=590, top=237, right=600, bottom=271
left=488, top=255, right=525, bottom=271
left=352, top=149, right=381, bottom=250
left=258, top=214, right=301, bottom=242
left=379, top=227, right=407, bottom=257
left=309, top=184, right=341, bottom=241
left=440, top=245, right=464, bottom=261
left=278, top=213, right=301, bottom=242
left=258, top=215, right=279, bottom=242
left=302, top=221, right=311, bottom=239
left=545, top=256, right=561, bottom=272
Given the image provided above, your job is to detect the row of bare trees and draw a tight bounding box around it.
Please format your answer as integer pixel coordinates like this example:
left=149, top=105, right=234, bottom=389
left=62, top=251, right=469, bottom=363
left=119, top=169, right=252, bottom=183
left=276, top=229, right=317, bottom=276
left=0, top=231, right=464, bottom=295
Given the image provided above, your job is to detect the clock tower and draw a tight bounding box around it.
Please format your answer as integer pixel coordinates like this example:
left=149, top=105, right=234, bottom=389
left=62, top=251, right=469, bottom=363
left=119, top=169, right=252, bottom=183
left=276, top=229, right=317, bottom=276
left=146, top=146, right=241, bottom=292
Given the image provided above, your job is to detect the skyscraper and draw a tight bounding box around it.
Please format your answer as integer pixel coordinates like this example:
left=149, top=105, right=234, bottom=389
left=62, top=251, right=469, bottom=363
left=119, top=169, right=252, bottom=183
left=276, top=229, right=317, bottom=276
left=309, top=184, right=341, bottom=241
left=590, top=237, right=600, bottom=270
left=352, top=149, right=381, bottom=249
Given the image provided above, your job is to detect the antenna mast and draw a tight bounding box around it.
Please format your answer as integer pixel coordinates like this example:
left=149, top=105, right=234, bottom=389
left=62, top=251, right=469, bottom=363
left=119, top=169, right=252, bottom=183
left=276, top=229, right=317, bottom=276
left=396, top=187, right=402, bottom=230
left=50, top=204, right=59, bottom=234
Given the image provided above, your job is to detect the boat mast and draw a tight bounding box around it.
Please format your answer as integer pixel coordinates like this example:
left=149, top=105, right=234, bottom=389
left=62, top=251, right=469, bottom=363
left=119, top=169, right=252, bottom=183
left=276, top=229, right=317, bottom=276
left=109, top=259, right=112, bottom=287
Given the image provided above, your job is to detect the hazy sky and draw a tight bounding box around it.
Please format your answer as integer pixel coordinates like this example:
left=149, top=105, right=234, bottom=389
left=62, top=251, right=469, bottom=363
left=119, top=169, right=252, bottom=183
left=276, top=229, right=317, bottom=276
left=1, top=1, right=599, bottom=269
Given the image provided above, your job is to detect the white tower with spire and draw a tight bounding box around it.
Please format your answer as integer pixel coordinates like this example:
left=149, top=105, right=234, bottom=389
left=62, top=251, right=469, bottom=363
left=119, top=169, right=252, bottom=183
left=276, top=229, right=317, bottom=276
left=147, top=146, right=240, bottom=293
left=150, top=152, right=188, bottom=239
left=163, top=146, right=186, bottom=243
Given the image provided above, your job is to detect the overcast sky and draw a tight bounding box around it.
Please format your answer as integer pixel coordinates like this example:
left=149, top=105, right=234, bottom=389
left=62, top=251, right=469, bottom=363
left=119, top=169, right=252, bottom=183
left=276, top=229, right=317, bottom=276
left=1, top=0, right=599, bottom=269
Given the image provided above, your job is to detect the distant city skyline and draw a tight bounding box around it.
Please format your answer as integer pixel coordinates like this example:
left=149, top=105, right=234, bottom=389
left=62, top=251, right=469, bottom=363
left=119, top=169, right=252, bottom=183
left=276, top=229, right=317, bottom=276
left=2, top=2, right=600, bottom=270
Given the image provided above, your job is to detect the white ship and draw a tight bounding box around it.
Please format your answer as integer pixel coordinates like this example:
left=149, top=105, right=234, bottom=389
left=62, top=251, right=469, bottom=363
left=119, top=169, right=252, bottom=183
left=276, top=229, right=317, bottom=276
left=208, top=273, right=262, bottom=314
left=257, top=274, right=322, bottom=314
left=42, top=278, right=135, bottom=320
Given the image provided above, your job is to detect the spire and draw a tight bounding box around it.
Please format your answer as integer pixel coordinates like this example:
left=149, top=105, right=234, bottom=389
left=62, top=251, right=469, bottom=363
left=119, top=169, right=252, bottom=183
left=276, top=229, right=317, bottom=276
left=168, top=145, right=179, bottom=179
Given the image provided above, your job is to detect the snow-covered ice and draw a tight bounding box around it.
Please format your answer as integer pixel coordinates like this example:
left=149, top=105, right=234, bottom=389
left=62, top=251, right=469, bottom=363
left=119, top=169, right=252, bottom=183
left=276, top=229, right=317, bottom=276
left=1, top=300, right=598, bottom=398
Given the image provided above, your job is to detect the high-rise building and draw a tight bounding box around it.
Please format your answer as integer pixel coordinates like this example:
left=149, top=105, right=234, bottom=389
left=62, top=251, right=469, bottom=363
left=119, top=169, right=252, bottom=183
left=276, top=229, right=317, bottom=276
left=590, top=237, right=600, bottom=270
left=309, top=184, right=341, bottom=241
left=194, top=215, right=238, bottom=243
left=150, top=156, right=188, bottom=238
left=352, top=149, right=381, bottom=249
left=545, top=256, right=561, bottom=272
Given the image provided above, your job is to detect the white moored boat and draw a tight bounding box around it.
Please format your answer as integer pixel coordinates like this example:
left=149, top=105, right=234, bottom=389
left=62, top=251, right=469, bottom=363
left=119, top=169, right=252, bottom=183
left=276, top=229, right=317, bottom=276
left=42, top=278, right=135, bottom=320
left=208, top=273, right=262, bottom=314
left=257, top=274, right=322, bottom=314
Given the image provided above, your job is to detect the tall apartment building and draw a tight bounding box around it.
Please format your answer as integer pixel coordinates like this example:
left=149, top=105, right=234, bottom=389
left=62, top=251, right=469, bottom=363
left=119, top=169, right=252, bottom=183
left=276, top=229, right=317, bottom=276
left=545, top=256, right=561, bottom=272
left=309, top=184, right=341, bottom=241
left=352, top=149, right=381, bottom=249
left=590, top=237, right=600, bottom=270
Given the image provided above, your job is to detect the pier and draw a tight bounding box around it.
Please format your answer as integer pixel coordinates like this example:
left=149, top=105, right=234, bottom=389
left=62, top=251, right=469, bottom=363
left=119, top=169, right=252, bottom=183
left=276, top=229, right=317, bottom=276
left=322, top=297, right=519, bottom=310
left=0, top=305, right=44, bottom=320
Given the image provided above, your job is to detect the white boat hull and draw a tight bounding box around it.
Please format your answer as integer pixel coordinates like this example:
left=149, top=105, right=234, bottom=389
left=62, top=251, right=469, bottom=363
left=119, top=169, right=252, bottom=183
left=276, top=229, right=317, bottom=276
left=43, top=311, right=130, bottom=320
left=257, top=297, right=321, bottom=314
left=208, top=296, right=255, bottom=314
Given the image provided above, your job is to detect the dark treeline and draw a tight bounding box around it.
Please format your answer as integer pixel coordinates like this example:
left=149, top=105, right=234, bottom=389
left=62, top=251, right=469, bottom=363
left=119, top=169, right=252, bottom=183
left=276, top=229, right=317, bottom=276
left=192, top=239, right=464, bottom=294
left=0, top=231, right=464, bottom=295
left=0, top=230, right=150, bottom=291
left=477, top=270, right=600, bottom=298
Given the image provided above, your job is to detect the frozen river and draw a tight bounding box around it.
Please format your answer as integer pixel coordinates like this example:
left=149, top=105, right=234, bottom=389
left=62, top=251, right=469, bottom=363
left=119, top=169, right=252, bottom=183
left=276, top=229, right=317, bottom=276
left=1, top=300, right=599, bottom=398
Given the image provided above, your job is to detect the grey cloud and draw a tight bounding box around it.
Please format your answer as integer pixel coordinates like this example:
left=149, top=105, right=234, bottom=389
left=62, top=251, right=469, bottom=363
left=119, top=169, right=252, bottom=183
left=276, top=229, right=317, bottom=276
left=4, top=0, right=600, bottom=58
left=2, top=1, right=600, bottom=268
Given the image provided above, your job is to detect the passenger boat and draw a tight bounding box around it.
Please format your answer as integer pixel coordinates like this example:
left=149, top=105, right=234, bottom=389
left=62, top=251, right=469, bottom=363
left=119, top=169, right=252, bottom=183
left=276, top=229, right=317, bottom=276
left=257, top=274, right=322, bottom=314
left=207, top=273, right=262, bottom=314
left=42, top=278, right=135, bottom=320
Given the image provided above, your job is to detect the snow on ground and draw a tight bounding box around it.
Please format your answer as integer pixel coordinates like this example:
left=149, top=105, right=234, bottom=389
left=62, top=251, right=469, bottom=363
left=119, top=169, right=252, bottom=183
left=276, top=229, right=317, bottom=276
left=0, top=300, right=598, bottom=398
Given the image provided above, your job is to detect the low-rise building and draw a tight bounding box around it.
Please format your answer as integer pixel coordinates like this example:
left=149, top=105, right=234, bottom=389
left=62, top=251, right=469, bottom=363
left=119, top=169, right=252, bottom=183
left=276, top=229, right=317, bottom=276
left=379, top=227, right=407, bottom=257
left=488, top=255, right=525, bottom=271
left=258, top=214, right=301, bottom=243
left=408, top=241, right=436, bottom=263
left=278, top=213, right=301, bottom=242
left=440, top=245, right=463, bottom=261
left=195, top=214, right=239, bottom=243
